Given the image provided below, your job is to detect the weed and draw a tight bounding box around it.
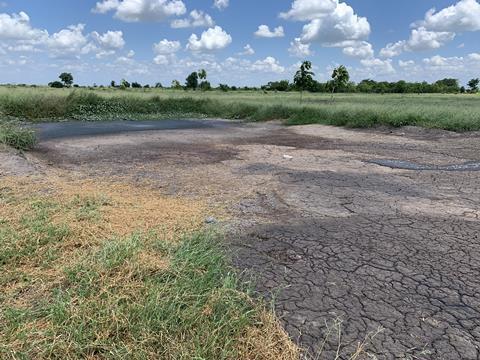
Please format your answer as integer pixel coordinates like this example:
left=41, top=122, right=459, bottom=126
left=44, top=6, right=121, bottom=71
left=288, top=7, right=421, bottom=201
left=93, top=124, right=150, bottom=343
left=0, top=122, right=36, bottom=150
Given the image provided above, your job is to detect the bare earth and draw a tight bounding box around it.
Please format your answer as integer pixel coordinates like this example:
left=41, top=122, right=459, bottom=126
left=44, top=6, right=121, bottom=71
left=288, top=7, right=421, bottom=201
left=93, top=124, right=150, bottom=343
left=2, top=121, right=480, bottom=359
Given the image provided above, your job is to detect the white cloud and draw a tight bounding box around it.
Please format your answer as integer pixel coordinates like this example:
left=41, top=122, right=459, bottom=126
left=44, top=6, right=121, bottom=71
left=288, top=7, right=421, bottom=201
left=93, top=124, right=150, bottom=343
left=406, top=27, right=455, bottom=51
left=300, top=4, right=370, bottom=45
left=92, top=0, right=120, bottom=13
left=93, top=0, right=186, bottom=22
left=0, top=11, right=127, bottom=59
left=92, top=30, right=125, bottom=49
left=391, top=53, right=479, bottom=81
left=153, top=39, right=181, bottom=54
left=0, top=11, right=46, bottom=40
left=239, top=44, right=255, bottom=56
left=379, top=41, right=405, bottom=58
left=153, top=39, right=180, bottom=65
left=380, top=27, right=455, bottom=57
left=213, top=0, right=229, bottom=10
left=254, top=25, right=284, bottom=38
left=251, top=56, right=285, bottom=73
left=281, top=0, right=370, bottom=46
left=342, top=41, right=373, bottom=59
left=280, top=0, right=371, bottom=61
left=398, top=60, right=415, bottom=68
left=171, top=10, right=214, bottom=28
left=468, top=52, right=480, bottom=61
left=187, top=26, right=232, bottom=52
left=7, top=44, right=36, bottom=52
left=288, top=38, right=312, bottom=57
left=153, top=54, right=170, bottom=65
left=418, top=0, right=480, bottom=32
left=380, top=0, right=480, bottom=57
left=360, top=58, right=395, bottom=75
left=280, top=0, right=337, bottom=21
left=46, top=24, right=90, bottom=55
left=422, top=54, right=465, bottom=70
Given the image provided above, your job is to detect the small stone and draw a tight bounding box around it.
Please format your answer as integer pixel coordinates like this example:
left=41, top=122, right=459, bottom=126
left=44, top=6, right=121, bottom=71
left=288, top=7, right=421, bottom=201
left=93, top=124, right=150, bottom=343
left=205, top=216, right=217, bottom=224
left=283, top=155, right=293, bottom=160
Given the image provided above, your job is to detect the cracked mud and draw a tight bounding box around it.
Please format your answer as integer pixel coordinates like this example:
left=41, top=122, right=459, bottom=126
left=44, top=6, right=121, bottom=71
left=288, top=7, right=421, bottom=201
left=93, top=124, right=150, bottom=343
left=3, top=121, right=480, bottom=359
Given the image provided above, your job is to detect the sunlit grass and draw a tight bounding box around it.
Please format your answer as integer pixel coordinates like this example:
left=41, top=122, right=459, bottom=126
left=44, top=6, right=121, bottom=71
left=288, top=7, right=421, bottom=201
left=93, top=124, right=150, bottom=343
left=0, top=177, right=299, bottom=360
left=0, top=121, right=36, bottom=150
left=1, top=86, right=479, bottom=131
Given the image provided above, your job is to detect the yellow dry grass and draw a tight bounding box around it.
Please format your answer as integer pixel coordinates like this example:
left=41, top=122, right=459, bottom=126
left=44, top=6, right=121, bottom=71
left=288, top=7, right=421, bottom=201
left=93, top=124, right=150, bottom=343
left=239, top=310, right=302, bottom=360
left=1, top=174, right=207, bottom=240
left=0, top=173, right=301, bottom=360
left=0, top=173, right=207, bottom=310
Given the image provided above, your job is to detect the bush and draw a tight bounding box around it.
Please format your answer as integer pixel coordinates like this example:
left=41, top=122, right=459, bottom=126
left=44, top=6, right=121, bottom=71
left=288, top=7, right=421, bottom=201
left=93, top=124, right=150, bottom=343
left=48, top=81, right=64, bottom=88
left=0, top=122, right=37, bottom=150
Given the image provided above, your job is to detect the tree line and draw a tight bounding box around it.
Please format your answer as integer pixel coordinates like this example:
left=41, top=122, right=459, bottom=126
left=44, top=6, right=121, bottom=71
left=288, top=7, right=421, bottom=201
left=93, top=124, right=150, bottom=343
left=47, top=63, right=480, bottom=94
left=276, top=61, right=479, bottom=94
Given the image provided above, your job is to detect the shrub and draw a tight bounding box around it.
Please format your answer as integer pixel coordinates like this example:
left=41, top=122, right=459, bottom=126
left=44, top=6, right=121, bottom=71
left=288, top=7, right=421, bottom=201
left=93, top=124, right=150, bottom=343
left=48, top=81, right=64, bottom=88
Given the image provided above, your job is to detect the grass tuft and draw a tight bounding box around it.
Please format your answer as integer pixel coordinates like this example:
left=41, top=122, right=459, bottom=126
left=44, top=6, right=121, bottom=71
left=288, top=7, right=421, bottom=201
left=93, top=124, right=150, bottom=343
left=0, top=122, right=36, bottom=151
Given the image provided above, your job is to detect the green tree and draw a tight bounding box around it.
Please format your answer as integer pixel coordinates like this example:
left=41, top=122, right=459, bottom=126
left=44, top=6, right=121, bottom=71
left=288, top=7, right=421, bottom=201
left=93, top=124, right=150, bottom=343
left=121, top=79, right=130, bottom=88
left=199, top=81, right=211, bottom=91
left=197, top=69, right=210, bottom=91
left=171, top=80, right=182, bottom=89
left=185, top=72, right=199, bottom=90
left=468, top=78, right=479, bottom=93
left=331, top=65, right=350, bottom=99
left=59, top=72, right=73, bottom=87
left=434, top=78, right=459, bottom=93
left=198, top=69, right=207, bottom=81
left=110, top=80, right=116, bottom=87
left=293, top=61, right=314, bottom=102
left=218, top=84, right=229, bottom=92
left=48, top=81, right=64, bottom=88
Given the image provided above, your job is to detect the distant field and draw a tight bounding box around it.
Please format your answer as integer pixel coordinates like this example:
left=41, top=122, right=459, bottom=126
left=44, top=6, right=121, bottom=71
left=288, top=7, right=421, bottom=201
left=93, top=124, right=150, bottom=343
left=1, top=86, right=480, bottom=131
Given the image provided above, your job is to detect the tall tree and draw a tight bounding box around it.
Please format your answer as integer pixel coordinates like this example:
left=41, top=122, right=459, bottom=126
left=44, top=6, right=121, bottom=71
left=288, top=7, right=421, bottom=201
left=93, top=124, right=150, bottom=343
left=171, top=80, right=182, bottom=89
left=198, top=69, right=209, bottom=91
left=293, top=61, right=314, bottom=102
left=59, top=72, right=73, bottom=87
left=331, top=65, right=350, bottom=100
left=198, top=69, right=207, bottom=81
left=468, top=78, right=479, bottom=93
left=185, top=72, right=199, bottom=90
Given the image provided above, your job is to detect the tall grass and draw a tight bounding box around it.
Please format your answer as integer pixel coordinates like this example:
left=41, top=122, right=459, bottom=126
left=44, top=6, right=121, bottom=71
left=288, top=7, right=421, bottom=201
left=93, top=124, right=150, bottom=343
left=1, top=86, right=479, bottom=131
left=0, top=121, right=36, bottom=150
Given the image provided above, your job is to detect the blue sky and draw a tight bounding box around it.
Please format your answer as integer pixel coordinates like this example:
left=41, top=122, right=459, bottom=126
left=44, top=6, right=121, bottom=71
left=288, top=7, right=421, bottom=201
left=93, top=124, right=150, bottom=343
left=0, top=0, right=479, bottom=86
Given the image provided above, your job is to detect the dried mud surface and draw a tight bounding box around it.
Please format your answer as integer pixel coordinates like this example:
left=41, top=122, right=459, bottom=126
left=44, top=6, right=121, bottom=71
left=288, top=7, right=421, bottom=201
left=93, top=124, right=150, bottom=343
left=2, top=121, right=480, bottom=359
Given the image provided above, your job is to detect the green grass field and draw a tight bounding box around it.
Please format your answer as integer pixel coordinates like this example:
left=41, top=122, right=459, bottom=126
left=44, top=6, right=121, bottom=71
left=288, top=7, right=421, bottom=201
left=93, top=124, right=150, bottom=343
left=1, top=86, right=479, bottom=132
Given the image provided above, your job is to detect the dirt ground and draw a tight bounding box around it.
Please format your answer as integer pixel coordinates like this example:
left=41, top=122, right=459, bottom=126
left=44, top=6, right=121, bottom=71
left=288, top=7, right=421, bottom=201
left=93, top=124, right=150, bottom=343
left=2, top=120, right=480, bottom=359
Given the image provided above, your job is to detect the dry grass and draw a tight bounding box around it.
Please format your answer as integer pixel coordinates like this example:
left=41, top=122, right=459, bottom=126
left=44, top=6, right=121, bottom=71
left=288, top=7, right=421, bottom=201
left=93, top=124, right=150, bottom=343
left=1, top=175, right=206, bottom=240
left=0, top=173, right=301, bottom=360
left=239, top=310, right=301, bottom=360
